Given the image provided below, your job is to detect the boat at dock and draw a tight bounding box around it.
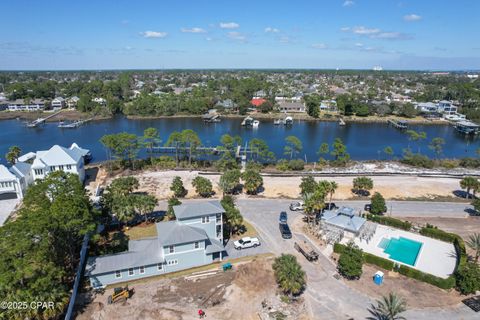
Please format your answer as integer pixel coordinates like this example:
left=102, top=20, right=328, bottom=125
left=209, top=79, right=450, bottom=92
left=454, top=120, right=480, bottom=135
left=273, top=119, right=281, bottom=125
left=338, top=118, right=346, bottom=126
left=252, top=120, right=260, bottom=128
left=241, top=116, right=254, bottom=126
left=58, top=118, right=91, bottom=128
left=283, top=116, right=293, bottom=125
left=202, top=113, right=221, bottom=123
left=388, top=119, right=408, bottom=129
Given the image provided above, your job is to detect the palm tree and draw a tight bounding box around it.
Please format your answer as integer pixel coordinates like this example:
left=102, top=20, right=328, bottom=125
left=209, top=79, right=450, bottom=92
left=460, top=176, right=479, bottom=199
left=367, top=292, right=407, bottom=320
left=465, top=233, right=480, bottom=263
left=328, top=181, right=338, bottom=203
left=272, top=254, right=306, bottom=296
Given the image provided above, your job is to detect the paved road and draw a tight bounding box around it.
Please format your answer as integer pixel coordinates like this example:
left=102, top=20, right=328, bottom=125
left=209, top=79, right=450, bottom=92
left=0, top=198, right=18, bottom=226
left=236, top=198, right=477, bottom=320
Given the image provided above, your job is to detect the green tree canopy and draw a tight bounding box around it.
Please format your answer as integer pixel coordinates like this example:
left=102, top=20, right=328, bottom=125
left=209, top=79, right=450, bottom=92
left=284, top=135, right=303, bottom=159
left=170, top=176, right=188, bottom=198
left=5, top=145, right=21, bottom=164
left=338, top=242, right=364, bottom=279
left=352, top=176, right=374, bottom=196
left=272, top=254, right=306, bottom=296
left=192, top=176, right=214, bottom=197
left=370, top=192, right=387, bottom=215
left=242, top=169, right=263, bottom=195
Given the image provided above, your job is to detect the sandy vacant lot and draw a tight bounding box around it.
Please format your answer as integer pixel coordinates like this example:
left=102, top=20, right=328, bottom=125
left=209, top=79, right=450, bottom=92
left=93, top=168, right=466, bottom=201
left=76, top=258, right=309, bottom=320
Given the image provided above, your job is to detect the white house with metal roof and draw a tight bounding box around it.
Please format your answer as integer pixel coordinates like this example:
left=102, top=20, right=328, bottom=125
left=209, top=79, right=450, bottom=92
left=28, top=143, right=88, bottom=182
left=85, top=201, right=226, bottom=288
left=320, top=207, right=366, bottom=236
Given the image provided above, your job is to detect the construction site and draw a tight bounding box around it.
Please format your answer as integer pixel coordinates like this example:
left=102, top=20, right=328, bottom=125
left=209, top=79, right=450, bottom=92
left=75, top=257, right=309, bottom=320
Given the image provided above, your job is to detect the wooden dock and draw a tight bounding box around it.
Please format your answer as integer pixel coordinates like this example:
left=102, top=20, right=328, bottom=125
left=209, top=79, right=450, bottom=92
left=388, top=119, right=408, bottom=129
left=26, top=110, right=63, bottom=127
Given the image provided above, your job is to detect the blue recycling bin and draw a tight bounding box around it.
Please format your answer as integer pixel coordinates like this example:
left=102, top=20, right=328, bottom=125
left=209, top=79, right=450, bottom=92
left=373, top=271, right=384, bottom=285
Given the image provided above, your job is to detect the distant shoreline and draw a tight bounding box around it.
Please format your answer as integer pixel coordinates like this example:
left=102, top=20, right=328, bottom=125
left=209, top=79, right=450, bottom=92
left=0, top=110, right=450, bottom=126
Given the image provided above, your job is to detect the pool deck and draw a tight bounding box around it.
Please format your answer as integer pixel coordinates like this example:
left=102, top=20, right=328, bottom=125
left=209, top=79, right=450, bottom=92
left=351, top=225, right=457, bottom=279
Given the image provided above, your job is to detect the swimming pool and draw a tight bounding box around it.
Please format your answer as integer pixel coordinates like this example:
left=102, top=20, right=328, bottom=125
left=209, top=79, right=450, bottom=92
left=378, top=237, right=423, bottom=266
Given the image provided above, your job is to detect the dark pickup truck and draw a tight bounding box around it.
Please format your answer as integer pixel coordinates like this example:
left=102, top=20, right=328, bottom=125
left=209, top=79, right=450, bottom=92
left=279, top=223, right=292, bottom=239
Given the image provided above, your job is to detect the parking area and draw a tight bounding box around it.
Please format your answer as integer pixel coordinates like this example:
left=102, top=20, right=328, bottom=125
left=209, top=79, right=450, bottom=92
left=0, top=198, right=19, bottom=226
left=224, top=234, right=271, bottom=260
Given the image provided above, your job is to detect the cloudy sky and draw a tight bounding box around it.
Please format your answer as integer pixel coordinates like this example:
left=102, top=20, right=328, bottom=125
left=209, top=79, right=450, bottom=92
left=1, top=0, right=479, bottom=70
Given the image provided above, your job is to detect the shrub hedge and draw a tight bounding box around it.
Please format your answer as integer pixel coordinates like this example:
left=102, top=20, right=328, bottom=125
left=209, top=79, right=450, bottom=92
left=364, top=253, right=394, bottom=271
left=366, top=215, right=412, bottom=231
left=397, top=265, right=456, bottom=289
left=334, top=243, right=394, bottom=271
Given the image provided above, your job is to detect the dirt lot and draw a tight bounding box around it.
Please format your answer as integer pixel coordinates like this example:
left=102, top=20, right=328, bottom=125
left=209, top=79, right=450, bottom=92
left=91, top=167, right=468, bottom=201
left=344, top=263, right=466, bottom=309
left=76, top=258, right=309, bottom=320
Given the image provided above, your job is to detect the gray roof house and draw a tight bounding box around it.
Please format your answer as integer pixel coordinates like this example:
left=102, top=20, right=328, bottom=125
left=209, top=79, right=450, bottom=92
left=85, top=201, right=226, bottom=288
left=320, top=207, right=366, bottom=234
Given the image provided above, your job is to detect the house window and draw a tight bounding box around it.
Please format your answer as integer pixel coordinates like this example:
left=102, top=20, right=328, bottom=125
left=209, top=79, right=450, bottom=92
left=34, top=169, right=43, bottom=175
left=50, top=166, right=56, bottom=171
left=169, top=245, right=175, bottom=254
left=59, top=165, right=64, bottom=171
left=66, top=165, right=72, bottom=170
left=115, top=270, right=122, bottom=278
left=128, top=268, right=134, bottom=276
left=202, top=216, right=210, bottom=224
left=216, top=214, right=221, bottom=223
left=167, top=259, right=178, bottom=265
left=194, top=242, right=199, bottom=249
left=157, top=263, right=163, bottom=271
left=139, top=266, right=145, bottom=274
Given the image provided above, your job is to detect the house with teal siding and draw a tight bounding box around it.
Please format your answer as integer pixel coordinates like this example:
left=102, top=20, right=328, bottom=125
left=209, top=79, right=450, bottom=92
left=85, top=201, right=225, bottom=288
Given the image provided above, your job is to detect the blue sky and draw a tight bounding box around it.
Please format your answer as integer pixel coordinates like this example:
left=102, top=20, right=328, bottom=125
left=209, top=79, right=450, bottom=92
left=1, top=0, right=479, bottom=70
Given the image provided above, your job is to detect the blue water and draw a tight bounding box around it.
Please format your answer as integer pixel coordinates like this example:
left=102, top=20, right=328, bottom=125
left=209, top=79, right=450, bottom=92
left=381, top=236, right=423, bottom=266
left=1, top=116, right=479, bottom=165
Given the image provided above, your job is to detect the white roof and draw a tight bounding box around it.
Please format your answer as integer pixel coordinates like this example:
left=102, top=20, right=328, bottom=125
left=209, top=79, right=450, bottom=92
left=18, top=152, right=36, bottom=163
left=0, top=165, right=16, bottom=182
left=10, top=162, right=31, bottom=178
left=38, top=145, right=82, bottom=166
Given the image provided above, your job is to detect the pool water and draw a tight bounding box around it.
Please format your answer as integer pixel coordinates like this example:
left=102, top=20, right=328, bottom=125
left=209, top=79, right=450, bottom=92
left=378, top=237, right=423, bottom=266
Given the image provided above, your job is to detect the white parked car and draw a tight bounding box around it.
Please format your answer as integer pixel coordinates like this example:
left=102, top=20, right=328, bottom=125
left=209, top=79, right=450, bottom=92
left=289, top=201, right=305, bottom=211
left=234, top=237, right=260, bottom=250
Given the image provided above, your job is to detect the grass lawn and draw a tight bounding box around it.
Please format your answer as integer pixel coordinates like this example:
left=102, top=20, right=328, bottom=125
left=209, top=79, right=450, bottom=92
left=124, top=223, right=158, bottom=240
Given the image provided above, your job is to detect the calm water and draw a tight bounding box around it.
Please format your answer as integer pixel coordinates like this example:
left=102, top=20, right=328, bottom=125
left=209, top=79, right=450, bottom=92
left=0, top=116, right=478, bottom=165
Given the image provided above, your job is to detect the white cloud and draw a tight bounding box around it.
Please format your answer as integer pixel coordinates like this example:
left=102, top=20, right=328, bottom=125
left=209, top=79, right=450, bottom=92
left=140, top=31, right=167, bottom=38
left=404, top=14, right=422, bottom=22
left=220, top=22, right=240, bottom=29
left=227, top=31, right=246, bottom=42
left=343, top=0, right=355, bottom=7
left=181, top=27, right=206, bottom=33
left=311, top=43, right=327, bottom=49
left=265, top=27, right=279, bottom=33
left=341, top=26, right=411, bottom=40
left=351, top=26, right=381, bottom=35
left=206, top=37, right=213, bottom=41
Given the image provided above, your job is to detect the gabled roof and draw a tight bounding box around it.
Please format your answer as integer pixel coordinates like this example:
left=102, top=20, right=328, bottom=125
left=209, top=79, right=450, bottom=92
left=85, top=238, right=162, bottom=276
left=10, top=162, right=31, bottom=178
left=0, top=165, right=16, bottom=182
left=173, top=201, right=225, bottom=220
left=18, top=152, right=36, bottom=163
left=156, top=220, right=209, bottom=246
left=39, top=145, right=82, bottom=166
left=251, top=98, right=267, bottom=107
left=205, top=237, right=225, bottom=254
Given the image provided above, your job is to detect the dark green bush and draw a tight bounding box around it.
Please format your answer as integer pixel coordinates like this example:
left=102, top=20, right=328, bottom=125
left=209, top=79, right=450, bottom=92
left=400, top=153, right=435, bottom=168
left=364, top=253, right=394, bottom=271
left=419, top=227, right=458, bottom=243
left=459, top=157, right=480, bottom=168
left=288, top=159, right=305, bottom=171
left=397, top=265, right=456, bottom=289
left=366, top=215, right=412, bottom=231
left=333, top=242, right=346, bottom=254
